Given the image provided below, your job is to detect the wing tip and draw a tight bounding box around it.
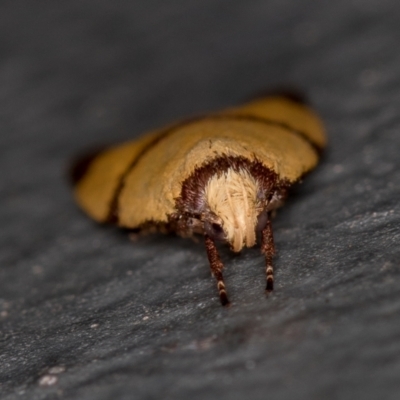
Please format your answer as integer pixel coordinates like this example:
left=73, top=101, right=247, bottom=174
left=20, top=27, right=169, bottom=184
left=245, top=87, right=309, bottom=106
left=69, top=146, right=106, bottom=186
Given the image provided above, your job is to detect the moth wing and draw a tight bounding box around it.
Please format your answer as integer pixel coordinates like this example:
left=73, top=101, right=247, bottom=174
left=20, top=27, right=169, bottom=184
left=220, top=96, right=326, bottom=150
left=72, top=129, right=164, bottom=223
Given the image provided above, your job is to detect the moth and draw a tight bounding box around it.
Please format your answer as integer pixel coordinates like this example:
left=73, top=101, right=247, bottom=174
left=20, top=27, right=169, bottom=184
left=71, top=94, right=326, bottom=305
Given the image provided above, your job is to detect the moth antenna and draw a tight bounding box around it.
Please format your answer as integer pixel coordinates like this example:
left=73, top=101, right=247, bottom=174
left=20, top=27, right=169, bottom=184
left=205, top=235, right=230, bottom=306
left=261, top=215, right=275, bottom=292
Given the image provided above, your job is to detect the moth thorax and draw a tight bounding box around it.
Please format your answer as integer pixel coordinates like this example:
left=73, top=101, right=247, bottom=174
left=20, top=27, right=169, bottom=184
left=205, top=168, right=259, bottom=252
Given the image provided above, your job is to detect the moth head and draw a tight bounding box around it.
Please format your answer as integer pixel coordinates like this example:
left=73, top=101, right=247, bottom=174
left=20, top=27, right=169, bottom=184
left=204, top=168, right=261, bottom=252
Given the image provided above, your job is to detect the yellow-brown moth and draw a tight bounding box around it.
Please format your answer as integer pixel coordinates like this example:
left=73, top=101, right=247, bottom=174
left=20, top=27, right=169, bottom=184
left=71, top=94, right=326, bottom=306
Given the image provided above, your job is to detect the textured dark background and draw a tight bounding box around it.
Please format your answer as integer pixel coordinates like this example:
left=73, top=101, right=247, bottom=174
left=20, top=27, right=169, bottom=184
left=1, top=1, right=400, bottom=399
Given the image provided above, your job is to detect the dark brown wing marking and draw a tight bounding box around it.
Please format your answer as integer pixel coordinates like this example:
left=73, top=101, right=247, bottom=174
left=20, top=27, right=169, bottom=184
left=212, top=114, right=323, bottom=154
left=106, top=117, right=201, bottom=223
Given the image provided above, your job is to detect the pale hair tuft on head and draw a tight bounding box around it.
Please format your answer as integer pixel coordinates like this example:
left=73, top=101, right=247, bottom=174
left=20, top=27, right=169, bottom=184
left=206, top=168, right=259, bottom=252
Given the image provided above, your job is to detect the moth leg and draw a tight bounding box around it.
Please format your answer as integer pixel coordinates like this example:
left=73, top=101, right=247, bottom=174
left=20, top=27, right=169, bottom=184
left=204, top=235, right=230, bottom=306
left=261, top=214, right=275, bottom=292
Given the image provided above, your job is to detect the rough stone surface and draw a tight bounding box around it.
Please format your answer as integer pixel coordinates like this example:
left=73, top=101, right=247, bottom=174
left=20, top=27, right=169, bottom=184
left=1, top=1, right=400, bottom=399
